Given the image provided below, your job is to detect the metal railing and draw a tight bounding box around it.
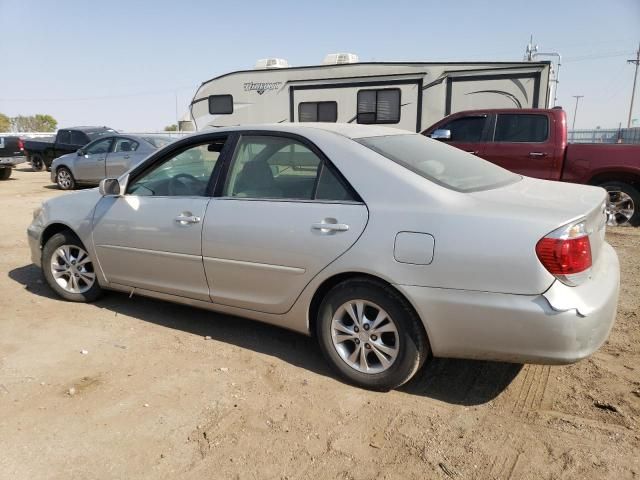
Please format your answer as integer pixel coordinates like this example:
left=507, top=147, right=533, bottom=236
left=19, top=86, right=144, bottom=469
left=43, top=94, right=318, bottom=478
left=568, top=128, right=640, bottom=144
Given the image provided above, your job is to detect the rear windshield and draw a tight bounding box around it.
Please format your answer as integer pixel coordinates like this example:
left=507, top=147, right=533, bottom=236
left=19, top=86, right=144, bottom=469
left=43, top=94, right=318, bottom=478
left=357, top=134, right=520, bottom=192
left=86, top=129, right=117, bottom=141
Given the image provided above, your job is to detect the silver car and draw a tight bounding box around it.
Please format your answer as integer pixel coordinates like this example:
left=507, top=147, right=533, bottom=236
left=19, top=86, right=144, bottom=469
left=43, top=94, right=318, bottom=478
left=28, top=124, right=619, bottom=390
left=50, top=135, right=173, bottom=190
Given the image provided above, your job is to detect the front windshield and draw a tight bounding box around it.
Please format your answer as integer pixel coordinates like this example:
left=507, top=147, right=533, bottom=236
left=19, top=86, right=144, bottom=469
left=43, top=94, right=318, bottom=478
left=356, top=134, right=520, bottom=192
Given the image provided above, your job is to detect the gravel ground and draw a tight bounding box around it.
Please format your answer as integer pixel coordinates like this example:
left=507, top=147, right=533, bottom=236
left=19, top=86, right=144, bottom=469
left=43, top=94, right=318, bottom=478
left=1, top=168, right=639, bottom=479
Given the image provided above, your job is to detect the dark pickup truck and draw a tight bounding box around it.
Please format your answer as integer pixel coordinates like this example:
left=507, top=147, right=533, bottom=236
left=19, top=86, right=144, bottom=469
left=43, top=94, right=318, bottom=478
left=423, top=108, right=640, bottom=226
left=0, top=135, right=27, bottom=180
left=24, top=126, right=116, bottom=171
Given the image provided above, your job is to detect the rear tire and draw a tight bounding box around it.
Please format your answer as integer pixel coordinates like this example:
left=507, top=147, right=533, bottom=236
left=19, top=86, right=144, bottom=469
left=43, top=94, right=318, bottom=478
left=42, top=231, right=103, bottom=302
left=31, top=154, right=45, bottom=171
left=600, top=181, right=640, bottom=227
left=0, top=167, right=11, bottom=180
left=56, top=167, right=76, bottom=190
left=316, top=278, right=429, bottom=391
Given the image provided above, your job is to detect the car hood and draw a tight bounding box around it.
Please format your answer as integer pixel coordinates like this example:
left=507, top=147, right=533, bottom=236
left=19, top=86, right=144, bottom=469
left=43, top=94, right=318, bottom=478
left=51, top=152, right=76, bottom=167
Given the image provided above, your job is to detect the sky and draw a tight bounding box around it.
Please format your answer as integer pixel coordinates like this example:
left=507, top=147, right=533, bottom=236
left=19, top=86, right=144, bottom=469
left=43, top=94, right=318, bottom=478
left=0, top=0, right=638, bottom=132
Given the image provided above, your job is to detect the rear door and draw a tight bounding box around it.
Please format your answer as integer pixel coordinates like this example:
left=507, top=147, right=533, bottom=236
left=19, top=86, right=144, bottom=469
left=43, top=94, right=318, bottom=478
left=106, top=137, right=142, bottom=178
left=481, top=113, right=556, bottom=179
left=202, top=133, right=368, bottom=314
left=74, top=137, right=113, bottom=182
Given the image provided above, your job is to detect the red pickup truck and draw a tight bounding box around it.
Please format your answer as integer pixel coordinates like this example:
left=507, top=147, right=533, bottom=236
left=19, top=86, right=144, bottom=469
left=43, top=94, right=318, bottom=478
left=422, top=108, right=640, bottom=226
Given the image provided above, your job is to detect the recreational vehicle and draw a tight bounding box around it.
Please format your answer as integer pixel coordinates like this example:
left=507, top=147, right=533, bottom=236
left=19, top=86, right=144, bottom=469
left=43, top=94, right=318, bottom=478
left=190, top=56, right=552, bottom=132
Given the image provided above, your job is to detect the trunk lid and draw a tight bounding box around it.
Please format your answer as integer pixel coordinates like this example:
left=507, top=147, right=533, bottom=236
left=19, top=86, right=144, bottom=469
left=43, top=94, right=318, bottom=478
left=470, top=176, right=608, bottom=265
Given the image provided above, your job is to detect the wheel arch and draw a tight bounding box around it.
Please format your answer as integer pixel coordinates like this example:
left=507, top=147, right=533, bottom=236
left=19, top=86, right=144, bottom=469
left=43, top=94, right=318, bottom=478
left=307, top=271, right=431, bottom=348
left=588, top=170, right=640, bottom=188
left=41, top=222, right=79, bottom=248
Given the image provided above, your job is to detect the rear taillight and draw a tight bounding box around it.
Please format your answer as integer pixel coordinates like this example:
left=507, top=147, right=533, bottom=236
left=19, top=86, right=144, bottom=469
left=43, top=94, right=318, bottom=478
left=18, top=139, right=24, bottom=151
left=536, top=220, right=592, bottom=286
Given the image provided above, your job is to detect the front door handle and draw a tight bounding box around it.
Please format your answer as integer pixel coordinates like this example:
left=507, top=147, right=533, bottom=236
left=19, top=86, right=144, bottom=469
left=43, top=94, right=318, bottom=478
left=465, top=150, right=478, bottom=155
left=528, top=152, right=548, bottom=158
left=312, top=220, right=349, bottom=233
left=175, top=213, right=201, bottom=225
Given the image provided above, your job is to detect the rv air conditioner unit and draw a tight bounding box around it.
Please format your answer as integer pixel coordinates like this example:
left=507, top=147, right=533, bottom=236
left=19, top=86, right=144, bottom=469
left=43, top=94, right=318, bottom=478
left=254, top=58, right=289, bottom=69
left=322, top=53, right=359, bottom=65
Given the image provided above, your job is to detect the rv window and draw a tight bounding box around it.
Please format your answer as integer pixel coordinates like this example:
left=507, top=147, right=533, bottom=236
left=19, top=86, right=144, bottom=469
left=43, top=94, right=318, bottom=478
left=494, top=114, right=549, bottom=142
left=208, top=95, right=234, bottom=115
left=298, top=102, right=337, bottom=122
left=357, top=88, right=401, bottom=124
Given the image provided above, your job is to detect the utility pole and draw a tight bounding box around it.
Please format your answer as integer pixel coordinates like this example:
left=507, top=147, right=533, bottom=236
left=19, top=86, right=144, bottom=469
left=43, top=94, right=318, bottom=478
left=572, top=95, right=584, bottom=131
left=627, top=41, right=640, bottom=128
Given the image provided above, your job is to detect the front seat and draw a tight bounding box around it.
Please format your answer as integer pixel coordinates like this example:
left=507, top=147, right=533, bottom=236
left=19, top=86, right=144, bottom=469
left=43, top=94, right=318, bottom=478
left=233, top=160, right=283, bottom=198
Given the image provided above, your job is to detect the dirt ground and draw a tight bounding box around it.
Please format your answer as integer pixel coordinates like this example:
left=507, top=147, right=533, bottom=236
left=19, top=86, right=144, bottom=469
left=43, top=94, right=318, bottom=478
left=0, top=167, right=638, bottom=480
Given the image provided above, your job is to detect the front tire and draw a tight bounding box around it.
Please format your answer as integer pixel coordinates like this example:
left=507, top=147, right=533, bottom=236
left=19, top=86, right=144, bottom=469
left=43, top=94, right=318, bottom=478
left=42, top=231, right=103, bottom=302
left=316, top=278, right=429, bottom=391
left=600, top=181, right=640, bottom=227
left=56, top=167, right=76, bottom=190
left=31, top=154, right=45, bottom=171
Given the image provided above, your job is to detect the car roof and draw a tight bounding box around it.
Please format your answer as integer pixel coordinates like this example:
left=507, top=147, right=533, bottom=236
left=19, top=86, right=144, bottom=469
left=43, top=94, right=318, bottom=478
left=63, top=126, right=116, bottom=133
left=195, top=123, right=413, bottom=140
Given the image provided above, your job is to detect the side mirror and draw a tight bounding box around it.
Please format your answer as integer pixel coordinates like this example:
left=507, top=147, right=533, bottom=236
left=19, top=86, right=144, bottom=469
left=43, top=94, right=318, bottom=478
left=99, top=178, right=122, bottom=197
left=430, top=129, right=452, bottom=141
left=77, top=149, right=85, bottom=156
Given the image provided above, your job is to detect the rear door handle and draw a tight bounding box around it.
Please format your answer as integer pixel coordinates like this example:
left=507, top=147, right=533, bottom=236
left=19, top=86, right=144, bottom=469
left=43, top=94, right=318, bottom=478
left=528, top=152, right=548, bottom=158
left=465, top=150, right=478, bottom=155
left=123, top=155, right=130, bottom=159
left=175, top=213, right=201, bottom=225
left=312, top=221, right=349, bottom=233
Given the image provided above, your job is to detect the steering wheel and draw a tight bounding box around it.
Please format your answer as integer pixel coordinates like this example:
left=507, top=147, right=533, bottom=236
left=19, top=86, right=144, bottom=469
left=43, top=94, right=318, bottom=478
left=168, top=173, right=200, bottom=196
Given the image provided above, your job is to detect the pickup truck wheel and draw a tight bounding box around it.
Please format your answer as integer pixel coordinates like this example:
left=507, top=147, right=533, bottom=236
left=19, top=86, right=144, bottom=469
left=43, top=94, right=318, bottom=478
left=56, top=167, right=76, bottom=190
left=600, top=181, right=640, bottom=227
left=0, top=167, right=11, bottom=180
left=31, top=154, right=45, bottom=171
left=42, top=231, right=103, bottom=302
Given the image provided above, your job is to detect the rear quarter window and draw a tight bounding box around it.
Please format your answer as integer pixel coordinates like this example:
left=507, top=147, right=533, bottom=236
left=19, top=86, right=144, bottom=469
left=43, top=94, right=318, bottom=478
left=357, top=134, right=520, bottom=192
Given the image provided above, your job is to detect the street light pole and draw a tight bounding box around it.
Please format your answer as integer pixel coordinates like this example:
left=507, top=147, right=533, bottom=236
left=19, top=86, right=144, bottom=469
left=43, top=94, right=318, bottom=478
left=627, top=41, right=640, bottom=128
left=572, top=95, right=584, bottom=131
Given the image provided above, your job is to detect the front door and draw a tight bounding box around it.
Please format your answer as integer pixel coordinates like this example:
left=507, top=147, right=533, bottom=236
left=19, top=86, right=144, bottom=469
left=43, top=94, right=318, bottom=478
left=202, top=134, right=368, bottom=314
left=433, top=114, right=489, bottom=157
left=92, top=138, right=228, bottom=301
left=75, top=137, right=113, bottom=183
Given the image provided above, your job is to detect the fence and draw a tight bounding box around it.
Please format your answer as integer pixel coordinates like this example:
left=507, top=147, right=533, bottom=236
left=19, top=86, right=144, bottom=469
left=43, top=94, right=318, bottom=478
left=568, top=127, right=640, bottom=144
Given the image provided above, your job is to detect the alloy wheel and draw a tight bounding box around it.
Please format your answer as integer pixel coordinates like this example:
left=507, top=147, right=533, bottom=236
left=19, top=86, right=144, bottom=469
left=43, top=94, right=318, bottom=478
left=330, top=299, right=400, bottom=374
left=49, top=245, right=96, bottom=294
left=57, top=169, right=73, bottom=189
left=606, top=190, right=634, bottom=226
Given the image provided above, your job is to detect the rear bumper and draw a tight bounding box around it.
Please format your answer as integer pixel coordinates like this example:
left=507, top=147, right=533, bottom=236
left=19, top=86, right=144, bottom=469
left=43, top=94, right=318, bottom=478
left=0, top=155, right=26, bottom=166
left=396, top=243, right=619, bottom=364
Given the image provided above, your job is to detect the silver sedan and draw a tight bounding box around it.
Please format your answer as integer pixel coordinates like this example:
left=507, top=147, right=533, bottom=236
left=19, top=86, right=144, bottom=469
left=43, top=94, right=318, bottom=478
left=50, top=135, right=173, bottom=190
left=27, top=124, right=620, bottom=390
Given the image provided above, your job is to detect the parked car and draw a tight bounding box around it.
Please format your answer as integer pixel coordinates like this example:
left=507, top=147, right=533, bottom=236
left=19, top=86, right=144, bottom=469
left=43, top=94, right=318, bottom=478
left=0, top=135, right=27, bottom=180
left=422, top=108, right=640, bottom=226
left=24, top=126, right=116, bottom=171
left=50, top=134, right=173, bottom=190
left=27, top=124, right=619, bottom=391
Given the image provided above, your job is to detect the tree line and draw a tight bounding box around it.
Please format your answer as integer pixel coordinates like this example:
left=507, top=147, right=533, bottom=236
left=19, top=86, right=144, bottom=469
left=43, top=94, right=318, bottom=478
left=0, top=113, right=58, bottom=132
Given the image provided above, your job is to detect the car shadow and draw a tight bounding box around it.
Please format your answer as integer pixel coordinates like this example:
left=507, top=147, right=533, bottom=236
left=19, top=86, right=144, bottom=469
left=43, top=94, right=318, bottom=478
left=8, top=263, right=521, bottom=406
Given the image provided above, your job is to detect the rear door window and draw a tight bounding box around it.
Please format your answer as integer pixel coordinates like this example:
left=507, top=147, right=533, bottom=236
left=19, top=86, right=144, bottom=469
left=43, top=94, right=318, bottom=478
left=494, top=114, right=549, bottom=142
